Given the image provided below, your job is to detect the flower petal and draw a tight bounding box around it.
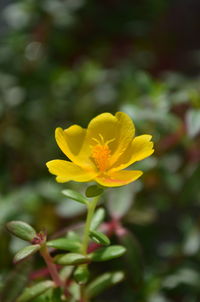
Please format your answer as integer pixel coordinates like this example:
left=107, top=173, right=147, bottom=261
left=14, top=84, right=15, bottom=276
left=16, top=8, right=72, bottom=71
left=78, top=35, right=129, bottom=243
left=85, top=112, right=135, bottom=165
left=95, top=170, right=143, bottom=187
left=55, top=126, right=93, bottom=169
left=110, top=135, right=154, bottom=172
left=46, top=160, right=97, bottom=183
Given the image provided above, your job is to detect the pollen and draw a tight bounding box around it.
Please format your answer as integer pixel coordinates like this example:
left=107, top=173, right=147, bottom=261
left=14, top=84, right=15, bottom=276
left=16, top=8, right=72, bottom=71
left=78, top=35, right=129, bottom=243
left=91, top=141, right=111, bottom=172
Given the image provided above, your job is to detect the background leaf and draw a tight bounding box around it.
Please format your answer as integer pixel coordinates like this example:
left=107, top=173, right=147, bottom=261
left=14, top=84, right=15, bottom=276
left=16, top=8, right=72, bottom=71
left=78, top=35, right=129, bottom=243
left=16, top=281, right=54, bottom=302
left=86, top=271, right=124, bottom=298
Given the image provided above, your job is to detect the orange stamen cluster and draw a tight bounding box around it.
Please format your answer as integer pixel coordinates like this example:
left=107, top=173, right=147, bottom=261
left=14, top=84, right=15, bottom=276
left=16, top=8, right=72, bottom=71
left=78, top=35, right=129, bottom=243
left=91, top=144, right=111, bottom=172
left=91, top=134, right=113, bottom=172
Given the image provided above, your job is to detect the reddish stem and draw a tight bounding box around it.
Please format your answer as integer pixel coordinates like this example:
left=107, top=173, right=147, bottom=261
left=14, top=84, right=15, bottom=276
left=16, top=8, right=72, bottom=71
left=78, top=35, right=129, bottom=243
left=40, top=245, right=63, bottom=287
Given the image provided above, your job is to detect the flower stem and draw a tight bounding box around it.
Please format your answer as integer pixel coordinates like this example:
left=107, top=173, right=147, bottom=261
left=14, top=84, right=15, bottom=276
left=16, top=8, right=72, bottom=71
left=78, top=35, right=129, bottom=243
left=80, top=285, right=88, bottom=302
left=79, top=195, right=100, bottom=302
left=81, top=195, right=100, bottom=255
left=40, top=244, right=63, bottom=287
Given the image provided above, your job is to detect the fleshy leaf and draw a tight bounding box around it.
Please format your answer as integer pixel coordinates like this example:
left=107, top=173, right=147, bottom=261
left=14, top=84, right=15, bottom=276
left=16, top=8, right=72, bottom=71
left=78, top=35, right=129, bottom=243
left=16, top=280, right=55, bottom=302
left=59, top=266, right=74, bottom=283
left=90, top=208, right=105, bottom=230
left=73, top=265, right=90, bottom=284
left=86, top=271, right=124, bottom=298
left=54, top=253, right=89, bottom=265
left=14, top=244, right=40, bottom=263
left=6, top=221, right=36, bottom=242
left=85, top=185, right=104, bottom=198
left=89, top=230, right=110, bottom=246
left=62, top=189, right=88, bottom=205
left=47, top=238, right=81, bottom=252
left=89, top=245, right=126, bottom=262
left=68, top=281, right=80, bottom=300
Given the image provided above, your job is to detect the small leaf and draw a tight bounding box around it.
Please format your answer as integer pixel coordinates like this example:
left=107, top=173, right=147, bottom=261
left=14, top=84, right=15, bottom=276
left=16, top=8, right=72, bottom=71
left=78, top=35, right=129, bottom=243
left=59, top=266, right=74, bottom=282
left=68, top=281, right=80, bottom=301
left=47, top=238, right=81, bottom=252
left=73, top=265, right=90, bottom=284
left=16, top=280, right=54, bottom=302
left=6, top=221, right=36, bottom=241
left=62, top=189, right=88, bottom=205
left=89, top=245, right=126, bottom=262
left=89, top=230, right=110, bottom=246
left=86, top=271, right=124, bottom=298
left=85, top=185, right=104, bottom=198
left=14, top=244, right=40, bottom=263
left=90, top=208, right=105, bottom=230
left=54, top=253, right=89, bottom=265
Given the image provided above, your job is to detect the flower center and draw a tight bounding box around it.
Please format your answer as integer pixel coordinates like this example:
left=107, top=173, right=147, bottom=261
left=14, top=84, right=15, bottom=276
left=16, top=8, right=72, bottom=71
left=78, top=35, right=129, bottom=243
left=91, top=134, right=114, bottom=172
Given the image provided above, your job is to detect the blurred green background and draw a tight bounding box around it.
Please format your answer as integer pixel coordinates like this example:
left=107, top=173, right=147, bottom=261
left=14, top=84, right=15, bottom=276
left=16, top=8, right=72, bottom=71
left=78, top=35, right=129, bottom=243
left=0, top=0, right=200, bottom=301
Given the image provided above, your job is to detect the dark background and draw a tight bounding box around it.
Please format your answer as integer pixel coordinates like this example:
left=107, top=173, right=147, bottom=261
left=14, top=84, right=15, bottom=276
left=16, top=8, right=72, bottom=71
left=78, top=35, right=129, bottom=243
left=0, top=1, right=200, bottom=301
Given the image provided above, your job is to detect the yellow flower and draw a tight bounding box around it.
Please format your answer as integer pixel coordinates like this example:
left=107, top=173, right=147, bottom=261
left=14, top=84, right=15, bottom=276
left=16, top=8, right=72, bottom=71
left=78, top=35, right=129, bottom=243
left=46, top=112, right=154, bottom=187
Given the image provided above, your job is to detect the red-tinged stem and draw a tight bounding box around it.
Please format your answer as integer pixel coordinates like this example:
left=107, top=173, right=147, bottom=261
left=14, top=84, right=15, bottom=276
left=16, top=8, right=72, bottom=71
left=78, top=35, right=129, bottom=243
left=30, top=267, right=50, bottom=280
left=80, top=285, right=88, bottom=302
left=40, top=245, right=63, bottom=287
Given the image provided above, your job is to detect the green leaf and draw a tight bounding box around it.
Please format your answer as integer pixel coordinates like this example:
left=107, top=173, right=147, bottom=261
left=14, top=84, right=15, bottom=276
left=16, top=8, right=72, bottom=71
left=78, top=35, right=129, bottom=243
left=62, top=189, right=88, bottom=205
left=90, top=208, right=105, bottom=230
left=6, top=221, right=36, bottom=241
left=86, top=271, right=124, bottom=298
left=73, top=265, right=90, bottom=284
left=68, top=281, right=80, bottom=301
left=47, top=238, right=81, bottom=252
left=16, top=280, right=55, bottom=302
left=54, top=253, right=89, bottom=265
left=85, top=185, right=104, bottom=198
left=59, top=266, right=74, bottom=283
left=89, top=245, right=126, bottom=262
left=89, top=230, right=110, bottom=246
left=14, top=244, right=40, bottom=263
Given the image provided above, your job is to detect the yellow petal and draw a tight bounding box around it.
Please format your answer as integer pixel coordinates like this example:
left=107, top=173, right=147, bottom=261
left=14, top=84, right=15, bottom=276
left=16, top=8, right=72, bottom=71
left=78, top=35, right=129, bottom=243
left=55, top=126, right=93, bottom=169
left=95, top=170, right=143, bottom=187
left=85, top=112, right=135, bottom=165
left=110, top=135, right=154, bottom=172
left=46, top=160, right=97, bottom=183
left=109, top=112, right=135, bottom=165
left=86, top=112, right=118, bottom=146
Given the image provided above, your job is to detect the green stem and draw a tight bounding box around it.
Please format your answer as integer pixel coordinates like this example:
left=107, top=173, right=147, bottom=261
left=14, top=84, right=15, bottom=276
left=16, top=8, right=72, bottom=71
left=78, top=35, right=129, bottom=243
left=81, top=195, right=100, bottom=255
left=80, top=195, right=100, bottom=302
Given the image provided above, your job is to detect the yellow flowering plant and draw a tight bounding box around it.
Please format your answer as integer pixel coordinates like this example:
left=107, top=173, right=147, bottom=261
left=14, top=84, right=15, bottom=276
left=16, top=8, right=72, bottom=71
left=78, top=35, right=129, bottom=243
left=46, top=112, right=154, bottom=187
left=6, top=112, right=154, bottom=302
